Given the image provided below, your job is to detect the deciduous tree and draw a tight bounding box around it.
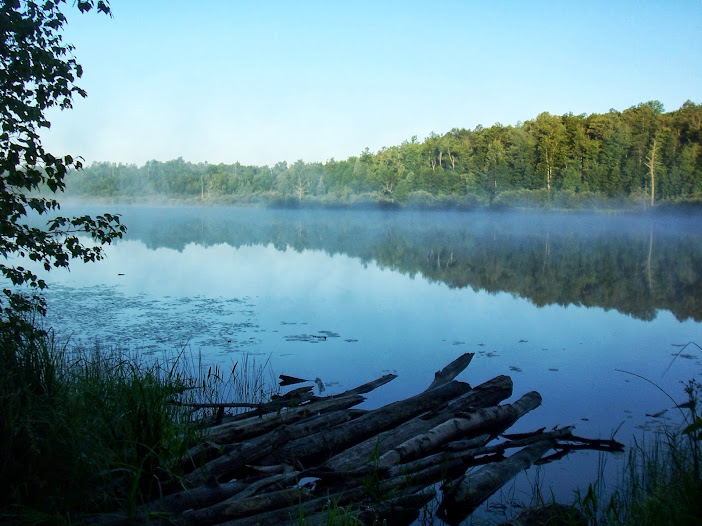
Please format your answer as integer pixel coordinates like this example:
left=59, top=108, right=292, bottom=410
left=1, top=0, right=125, bottom=329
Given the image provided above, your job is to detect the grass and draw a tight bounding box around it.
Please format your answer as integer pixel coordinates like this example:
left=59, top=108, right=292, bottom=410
left=453, top=379, right=702, bottom=526
left=569, top=378, right=702, bottom=526
left=0, top=321, right=274, bottom=525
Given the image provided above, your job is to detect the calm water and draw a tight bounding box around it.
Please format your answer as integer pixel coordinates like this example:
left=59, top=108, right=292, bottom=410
left=27, top=206, right=702, bottom=514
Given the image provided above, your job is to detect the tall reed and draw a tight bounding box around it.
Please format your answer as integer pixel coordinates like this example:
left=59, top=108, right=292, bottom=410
left=575, top=379, right=702, bottom=526
left=0, top=325, right=272, bottom=524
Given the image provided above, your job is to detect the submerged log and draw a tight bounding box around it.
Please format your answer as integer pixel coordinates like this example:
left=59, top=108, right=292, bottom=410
left=327, top=372, right=398, bottom=397
left=438, top=440, right=555, bottom=525
left=425, top=352, right=474, bottom=391
left=278, top=374, right=309, bottom=386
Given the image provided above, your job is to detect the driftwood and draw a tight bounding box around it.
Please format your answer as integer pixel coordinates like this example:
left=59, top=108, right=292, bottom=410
left=255, top=379, right=473, bottom=469
left=324, top=373, right=513, bottom=471
left=86, top=353, right=624, bottom=526
left=377, top=391, right=542, bottom=468
left=438, top=440, right=556, bottom=525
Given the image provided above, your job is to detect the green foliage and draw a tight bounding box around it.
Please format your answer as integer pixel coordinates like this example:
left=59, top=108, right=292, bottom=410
left=63, top=101, right=702, bottom=210
left=1, top=0, right=125, bottom=324
left=0, top=328, right=203, bottom=523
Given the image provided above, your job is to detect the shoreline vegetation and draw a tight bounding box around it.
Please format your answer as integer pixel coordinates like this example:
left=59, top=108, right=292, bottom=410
left=1, top=331, right=699, bottom=525
left=0, top=328, right=274, bottom=525
left=62, top=100, right=702, bottom=212
left=56, top=190, right=702, bottom=214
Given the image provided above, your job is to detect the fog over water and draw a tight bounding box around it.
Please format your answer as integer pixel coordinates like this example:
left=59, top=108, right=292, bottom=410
left=20, top=205, right=702, bottom=513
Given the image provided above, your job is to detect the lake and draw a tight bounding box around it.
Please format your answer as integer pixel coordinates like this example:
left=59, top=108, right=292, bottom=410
left=31, top=205, right=702, bottom=518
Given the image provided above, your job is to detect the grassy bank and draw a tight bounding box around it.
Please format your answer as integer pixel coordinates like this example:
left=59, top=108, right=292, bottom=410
left=0, top=325, right=272, bottom=525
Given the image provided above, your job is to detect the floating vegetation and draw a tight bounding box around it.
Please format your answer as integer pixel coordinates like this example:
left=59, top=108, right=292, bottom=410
left=284, top=334, right=329, bottom=343
left=41, top=285, right=262, bottom=357
left=284, top=330, right=341, bottom=343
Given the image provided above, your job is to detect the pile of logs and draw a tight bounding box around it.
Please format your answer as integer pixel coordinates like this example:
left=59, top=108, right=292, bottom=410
left=96, top=353, right=623, bottom=525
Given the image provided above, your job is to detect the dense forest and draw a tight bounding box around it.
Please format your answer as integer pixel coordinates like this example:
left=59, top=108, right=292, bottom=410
left=65, top=101, right=702, bottom=208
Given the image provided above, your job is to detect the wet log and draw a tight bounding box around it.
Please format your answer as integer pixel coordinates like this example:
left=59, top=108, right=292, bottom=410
left=181, top=396, right=364, bottom=474
left=278, top=374, right=309, bottom=386
left=384, top=433, right=492, bottom=480
left=174, top=385, right=315, bottom=418
left=381, top=427, right=578, bottom=481
left=185, top=402, right=374, bottom=486
left=211, top=372, right=396, bottom=429
left=202, top=393, right=365, bottom=445
left=324, top=374, right=513, bottom=471
left=327, top=372, right=398, bottom=397
left=425, top=352, right=474, bottom=391
left=219, top=386, right=317, bottom=422
left=257, top=380, right=473, bottom=467
left=175, top=473, right=297, bottom=525
left=438, top=439, right=555, bottom=525
left=377, top=391, right=542, bottom=467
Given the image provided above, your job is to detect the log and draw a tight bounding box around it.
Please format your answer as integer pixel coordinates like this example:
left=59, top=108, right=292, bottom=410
left=220, top=386, right=316, bottom=422
left=202, top=393, right=365, bottom=445
left=183, top=427, right=288, bottom=487
left=377, top=391, right=542, bottom=467
left=185, top=403, right=370, bottom=486
left=438, top=440, right=555, bottom=525
left=384, top=433, right=492, bottom=480
left=210, top=372, right=396, bottom=430
left=324, top=375, right=513, bottom=471
left=278, top=374, right=309, bottom=386
left=425, top=352, right=474, bottom=391
left=257, top=380, right=472, bottom=467
left=382, top=427, right=577, bottom=481
left=327, top=372, right=398, bottom=397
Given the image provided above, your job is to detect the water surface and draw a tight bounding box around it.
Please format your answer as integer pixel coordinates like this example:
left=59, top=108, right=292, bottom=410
left=31, top=206, right=702, bottom=513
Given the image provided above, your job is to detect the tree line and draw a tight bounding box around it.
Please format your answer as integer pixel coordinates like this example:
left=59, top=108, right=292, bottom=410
left=65, top=100, right=702, bottom=208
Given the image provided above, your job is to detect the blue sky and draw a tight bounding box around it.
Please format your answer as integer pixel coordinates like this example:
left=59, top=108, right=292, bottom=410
left=42, top=0, right=701, bottom=167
